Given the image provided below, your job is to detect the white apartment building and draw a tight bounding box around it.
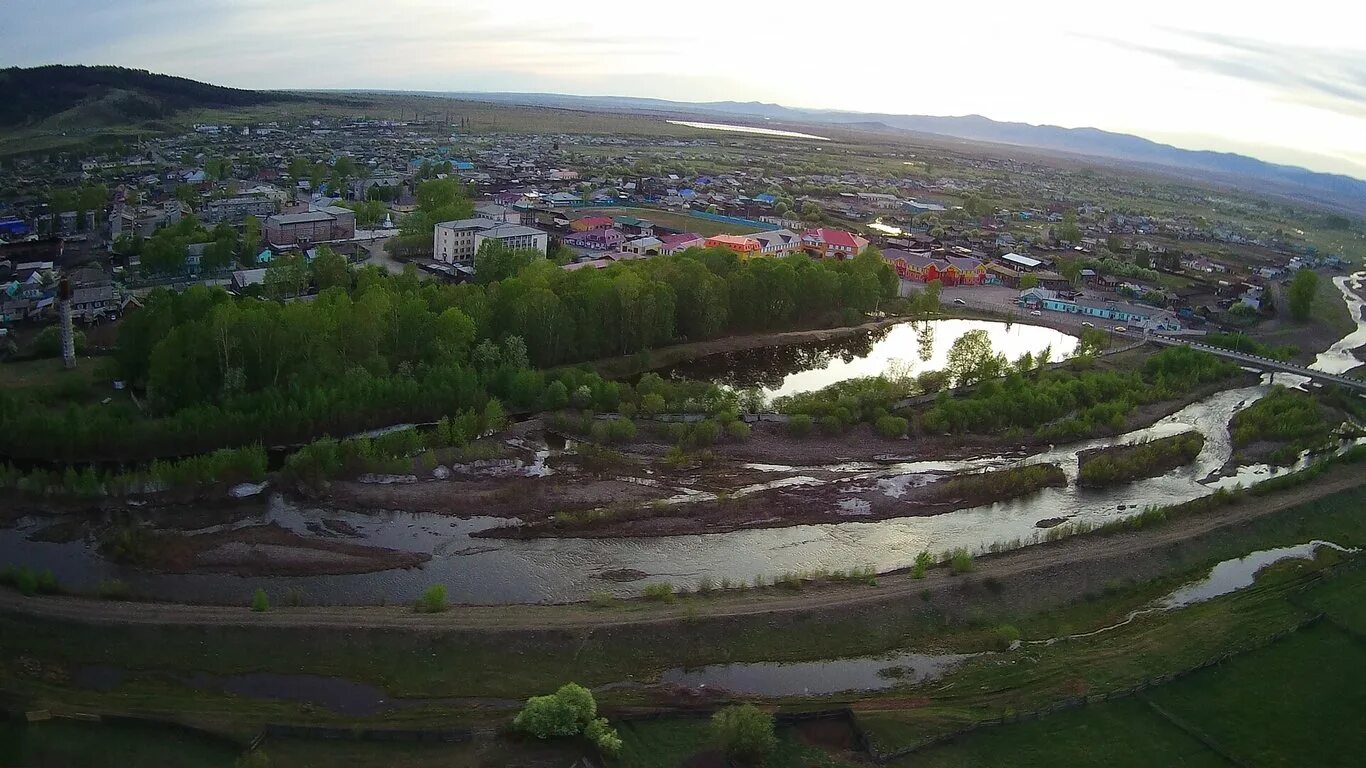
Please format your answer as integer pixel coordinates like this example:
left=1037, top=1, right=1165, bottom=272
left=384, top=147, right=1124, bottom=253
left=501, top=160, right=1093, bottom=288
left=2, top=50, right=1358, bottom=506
left=434, top=218, right=548, bottom=263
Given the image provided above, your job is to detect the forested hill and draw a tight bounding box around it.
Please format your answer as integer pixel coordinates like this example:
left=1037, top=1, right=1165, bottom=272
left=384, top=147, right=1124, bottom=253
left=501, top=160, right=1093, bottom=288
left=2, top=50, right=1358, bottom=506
left=0, top=65, right=298, bottom=128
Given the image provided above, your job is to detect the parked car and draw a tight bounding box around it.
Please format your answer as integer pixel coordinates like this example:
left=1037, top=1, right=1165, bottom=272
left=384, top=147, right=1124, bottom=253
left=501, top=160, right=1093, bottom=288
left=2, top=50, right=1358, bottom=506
left=953, top=298, right=967, bottom=305
left=1114, top=326, right=1127, bottom=333
left=1081, top=321, right=1094, bottom=328
left=1029, top=310, right=1042, bottom=316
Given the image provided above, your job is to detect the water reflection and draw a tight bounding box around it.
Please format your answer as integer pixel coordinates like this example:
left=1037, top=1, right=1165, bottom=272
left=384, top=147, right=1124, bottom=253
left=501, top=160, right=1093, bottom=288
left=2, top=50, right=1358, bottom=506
left=663, top=320, right=1077, bottom=400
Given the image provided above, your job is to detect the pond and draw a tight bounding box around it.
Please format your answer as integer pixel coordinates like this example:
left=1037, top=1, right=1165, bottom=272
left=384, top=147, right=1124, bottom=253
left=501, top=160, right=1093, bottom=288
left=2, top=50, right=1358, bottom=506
left=662, top=319, right=1078, bottom=400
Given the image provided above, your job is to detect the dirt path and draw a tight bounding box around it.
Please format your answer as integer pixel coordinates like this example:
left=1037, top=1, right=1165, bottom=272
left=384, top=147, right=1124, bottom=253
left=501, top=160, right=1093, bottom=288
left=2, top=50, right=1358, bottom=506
left=3, top=467, right=1360, bottom=633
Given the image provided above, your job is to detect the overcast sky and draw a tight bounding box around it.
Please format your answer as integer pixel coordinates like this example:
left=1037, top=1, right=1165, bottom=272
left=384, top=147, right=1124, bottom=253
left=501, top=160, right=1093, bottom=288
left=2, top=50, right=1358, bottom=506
left=6, top=0, right=1365, bottom=178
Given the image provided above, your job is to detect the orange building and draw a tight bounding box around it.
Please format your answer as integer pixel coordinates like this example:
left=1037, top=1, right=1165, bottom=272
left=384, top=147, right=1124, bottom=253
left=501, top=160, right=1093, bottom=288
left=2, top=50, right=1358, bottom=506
left=704, top=234, right=762, bottom=256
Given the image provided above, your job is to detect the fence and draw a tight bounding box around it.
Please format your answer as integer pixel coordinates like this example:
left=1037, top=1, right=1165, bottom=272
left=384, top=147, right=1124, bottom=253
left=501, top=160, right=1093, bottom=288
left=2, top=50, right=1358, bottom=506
left=686, top=210, right=779, bottom=230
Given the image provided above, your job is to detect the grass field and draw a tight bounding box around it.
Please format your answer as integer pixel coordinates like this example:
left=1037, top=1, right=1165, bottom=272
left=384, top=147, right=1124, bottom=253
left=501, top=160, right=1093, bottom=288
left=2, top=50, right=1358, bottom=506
left=0, top=719, right=239, bottom=768
left=610, top=719, right=858, bottom=768
left=889, top=698, right=1225, bottom=768
left=574, top=206, right=768, bottom=237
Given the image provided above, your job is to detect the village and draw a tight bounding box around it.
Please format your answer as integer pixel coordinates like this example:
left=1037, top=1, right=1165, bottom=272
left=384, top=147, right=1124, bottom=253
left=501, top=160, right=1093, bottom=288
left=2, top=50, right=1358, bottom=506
left=0, top=111, right=1353, bottom=358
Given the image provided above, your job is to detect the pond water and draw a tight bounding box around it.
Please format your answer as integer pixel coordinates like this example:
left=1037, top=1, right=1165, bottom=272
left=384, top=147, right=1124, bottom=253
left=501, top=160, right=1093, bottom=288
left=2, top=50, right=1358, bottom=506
left=666, top=120, right=829, bottom=141
left=663, top=319, right=1078, bottom=400
left=658, top=651, right=978, bottom=696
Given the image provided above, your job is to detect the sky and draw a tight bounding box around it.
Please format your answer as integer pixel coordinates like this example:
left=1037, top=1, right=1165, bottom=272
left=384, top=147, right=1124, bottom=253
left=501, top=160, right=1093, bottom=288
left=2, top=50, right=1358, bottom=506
left=5, top=0, right=1366, bottom=178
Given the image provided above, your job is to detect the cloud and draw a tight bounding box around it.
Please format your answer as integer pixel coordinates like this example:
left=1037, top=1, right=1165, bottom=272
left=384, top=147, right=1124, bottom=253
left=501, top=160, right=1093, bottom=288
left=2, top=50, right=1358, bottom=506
left=1103, top=29, right=1366, bottom=119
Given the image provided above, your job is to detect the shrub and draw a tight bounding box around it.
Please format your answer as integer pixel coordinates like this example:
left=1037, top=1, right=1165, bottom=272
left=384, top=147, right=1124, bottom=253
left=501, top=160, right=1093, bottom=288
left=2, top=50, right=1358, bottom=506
left=949, top=548, right=974, bottom=574
left=251, top=588, right=269, bottom=612
left=875, top=414, right=908, bottom=438
left=14, top=567, right=39, bottom=596
left=641, top=582, right=676, bottom=603
left=97, top=579, right=131, bottom=600
left=787, top=414, right=814, bottom=437
left=911, top=550, right=932, bottom=579
left=819, top=415, right=844, bottom=435
left=992, top=624, right=1021, bottom=650
left=514, top=683, right=597, bottom=739
left=725, top=420, right=752, bottom=440
left=586, top=717, right=622, bottom=756
left=711, top=704, right=776, bottom=763
left=415, top=584, right=448, bottom=613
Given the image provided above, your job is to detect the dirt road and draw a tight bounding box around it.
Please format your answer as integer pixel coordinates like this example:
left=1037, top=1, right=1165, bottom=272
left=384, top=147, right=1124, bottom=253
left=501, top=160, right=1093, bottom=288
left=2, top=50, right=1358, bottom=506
left=3, top=467, right=1360, bottom=634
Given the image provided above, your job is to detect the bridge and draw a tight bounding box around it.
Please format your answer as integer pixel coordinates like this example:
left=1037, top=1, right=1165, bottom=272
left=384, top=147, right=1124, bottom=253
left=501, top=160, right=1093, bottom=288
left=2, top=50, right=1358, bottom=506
left=1147, top=336, right=1366, bottom=392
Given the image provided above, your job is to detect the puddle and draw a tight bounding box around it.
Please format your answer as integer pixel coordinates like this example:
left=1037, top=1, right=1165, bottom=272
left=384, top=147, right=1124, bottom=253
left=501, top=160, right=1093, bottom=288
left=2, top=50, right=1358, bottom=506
left=1025, top=540, right=1357, bottom=646
left=658, top=651, right=978, bottom=696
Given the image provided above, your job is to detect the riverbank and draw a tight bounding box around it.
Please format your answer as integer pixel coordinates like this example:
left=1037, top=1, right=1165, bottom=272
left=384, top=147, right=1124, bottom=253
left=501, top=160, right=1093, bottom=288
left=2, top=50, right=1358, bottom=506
left=2, top=463, right=1360, bottom=632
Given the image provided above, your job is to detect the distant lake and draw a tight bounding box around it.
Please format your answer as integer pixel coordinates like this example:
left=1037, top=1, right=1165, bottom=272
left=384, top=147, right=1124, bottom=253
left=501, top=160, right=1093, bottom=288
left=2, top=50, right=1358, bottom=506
left=668, top=120, right=830, bottom=141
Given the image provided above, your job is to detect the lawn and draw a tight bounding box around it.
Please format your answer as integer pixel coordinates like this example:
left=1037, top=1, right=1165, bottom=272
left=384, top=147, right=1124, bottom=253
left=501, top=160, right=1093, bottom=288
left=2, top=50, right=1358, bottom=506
left=889, top=698, right=1225, bottom=768
left=0, top=719, right=239, bottom=768
left=0, top=355, right=108, bottom=390
left=610, top=719, right=858, bottom=768
left=575, top=206, right=768, bottom=237
left=1298, top=560, right=1366, bottom=633
left=1145, top=621, right=1366, bottom=768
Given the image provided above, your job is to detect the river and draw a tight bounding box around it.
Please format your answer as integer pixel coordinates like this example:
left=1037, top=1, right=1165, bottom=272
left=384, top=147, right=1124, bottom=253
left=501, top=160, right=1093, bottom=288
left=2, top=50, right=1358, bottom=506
left=2, top=280, right=1363, bottom=606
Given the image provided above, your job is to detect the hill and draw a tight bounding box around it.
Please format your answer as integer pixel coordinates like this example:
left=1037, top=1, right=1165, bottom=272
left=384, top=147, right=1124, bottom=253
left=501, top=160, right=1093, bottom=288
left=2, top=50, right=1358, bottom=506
left=0, top=65, right=298, bottom=129
left=439, top=92, right=1366, bottom=215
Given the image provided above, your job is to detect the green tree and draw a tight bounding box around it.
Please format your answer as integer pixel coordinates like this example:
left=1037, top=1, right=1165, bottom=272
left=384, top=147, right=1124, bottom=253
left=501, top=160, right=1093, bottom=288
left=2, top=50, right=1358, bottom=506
left=311, top=247, right=351, bottom=291
left=250, top=588, right=269, bottom=612
left=1287, top=269, right=1318, bottom=322
left=945, top=329, right=1007, bottom=387
left=1019, top=272, right=1040, bottom=290
left=711, top=704, right=776, bottom=764
left=513, top=683, right=597, bottom=739
left=1058, top=212, right=1082, bottom=243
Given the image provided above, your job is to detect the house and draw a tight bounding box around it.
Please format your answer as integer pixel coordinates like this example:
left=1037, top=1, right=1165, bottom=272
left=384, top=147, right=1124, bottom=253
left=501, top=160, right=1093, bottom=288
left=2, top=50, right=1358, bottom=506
left=1017, top=288, right=1181, bottom=330
left=571, top=216, right=616, bottom=233
left=750, top=228, right=802, bottom=256
left=433, top=218, right=549, bottom=263
left=202, top=195, right=278, bottom=225
left=801, top=228, right=869, bottom=260
left=999, top=252, right=1045, bottom=271
left=264, top=207, right=355, bottom=247
left=659, top=233, right=705, bottom=255
left=622, top=236, right=664, bottom=256
left=232, top=268, right=268, bottom=291
left=70, top=285, right=117, bottom=322
left=704, top=234, right=762, bottom=256
left=882, top=249, right=986, bottom=285
left=473, top=202, right=519, bottom=223
left=612, top=216, right=655, bottom=237
left=546, top=192, right=582, bottom=206
left=563, top=228, right=626, bottom=251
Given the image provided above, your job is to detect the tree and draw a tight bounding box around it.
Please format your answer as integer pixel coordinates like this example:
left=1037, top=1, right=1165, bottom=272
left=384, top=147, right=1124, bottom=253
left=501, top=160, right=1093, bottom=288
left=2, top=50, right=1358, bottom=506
left=1287, top=269, right=1318, bottom=322
left=711, top=704, right=776, bottom=764
left=1058, top=212, right=1082, bottom=243
left=945, top=329, right=1007, bottom=387
left=474, top=240, right=539, bottom=283
left=513, top=683, right=597, bottom=739
left=1019, top=272, right=1040, bottom=290
left=264, top=253, right=309, bottom=299
left=311, top=247, right=351, bottom=291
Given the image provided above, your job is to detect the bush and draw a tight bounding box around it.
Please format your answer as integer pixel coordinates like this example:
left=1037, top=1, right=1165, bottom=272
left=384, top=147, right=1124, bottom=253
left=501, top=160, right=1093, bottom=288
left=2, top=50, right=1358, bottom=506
left=787, top=414, right=814, bottom=437
left=711, top=704, right=776, bottom=763
left=911, top=550, right=932, bottom=579
left=97, top=579, right=132, bottom=600
left=586, top=717, right=622, bottom=756
left=641, top=582, right=676, bottom=603
left=875, top=415, right=908, bottom=438
left=514, top=683, right=597, bottom=739
left=250, top=588, right=269, bottom=612
left=949, top=548, right=974, bottom=574
left=415, top=584, right=448, bottom=613
left=725, top=420, right=752, bottom=440
left=31, top=325, right=88, bottom=358
left=992, top=624, right=1021, bottom=650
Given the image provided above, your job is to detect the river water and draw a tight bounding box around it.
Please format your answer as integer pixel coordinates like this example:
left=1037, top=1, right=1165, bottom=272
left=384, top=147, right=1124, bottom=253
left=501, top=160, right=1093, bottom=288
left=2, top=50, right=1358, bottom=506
left=2, top=281, right=1363, bottom=606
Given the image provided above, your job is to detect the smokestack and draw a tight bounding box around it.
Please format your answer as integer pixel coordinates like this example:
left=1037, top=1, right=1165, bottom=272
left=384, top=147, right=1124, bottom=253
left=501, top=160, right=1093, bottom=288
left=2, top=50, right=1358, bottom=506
left=58, top=277, right=75, bottom=370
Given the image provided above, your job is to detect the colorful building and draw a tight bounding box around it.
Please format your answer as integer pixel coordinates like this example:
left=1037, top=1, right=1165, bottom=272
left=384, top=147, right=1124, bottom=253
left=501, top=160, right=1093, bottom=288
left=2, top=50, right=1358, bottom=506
left=704, top=234, right=762, bottom=256
left=801, top=228, right=869, bottom=260
left=570, top=216, right=615, bottom=233
left=882, top=249, right=987, bottom=285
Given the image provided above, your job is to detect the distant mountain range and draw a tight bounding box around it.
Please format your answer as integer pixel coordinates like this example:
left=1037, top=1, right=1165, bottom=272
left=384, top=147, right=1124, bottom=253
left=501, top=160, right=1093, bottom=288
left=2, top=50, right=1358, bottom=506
left=0, top=65, right=297, bottom=129
left=433, top=92, right=1366, bottom=216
